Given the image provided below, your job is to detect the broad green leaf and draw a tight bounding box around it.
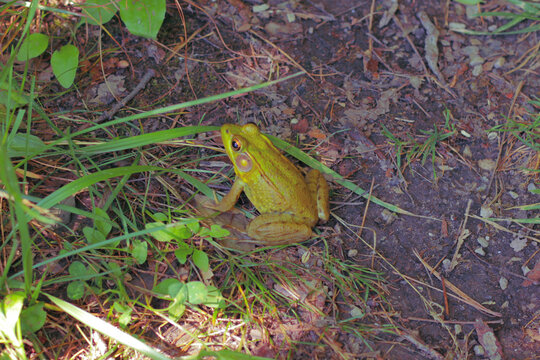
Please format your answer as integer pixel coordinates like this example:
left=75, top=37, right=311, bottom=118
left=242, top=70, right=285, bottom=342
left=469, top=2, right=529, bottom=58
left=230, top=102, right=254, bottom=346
left=192, top=249, right=209, bottom=272
left=51, top=44, right=79, bottom=88
left=171, top=224, right=192, bottom=240
left=132, top=240, right=148, bottom=264
left=118, top=0, right=165, bottom=39
left=174, top=242, right=193, bottom=264
left=7, top=133, right=46, bottom=158
left=146, top=222, right=172, bottom=242
left=83, top=226, right=106, bottom=245
left=208, top=224, right=230, bottom=238
left=20, top=302, right=46, bottom=334
left=152, top=278, right=180, bottom=296
left=94, top=207, right=112, bottom=236
left=67, top=281, right=85, bottom=300
left=168, top=301, right=185, bottom=320
left=0, top=292, right=25, bottom=339
left=169, top=283, right=187, bottom=302
left=204, top=286, right=226, bottom=309
left=186, top=281, right=207, bottom=305
left=68, top=261, right=87, bottom=277
left=82, top=0, right=118, bottom=25
left=17, top=33, right=49, bottom=61
left=0, top=82, right=28, bottom=108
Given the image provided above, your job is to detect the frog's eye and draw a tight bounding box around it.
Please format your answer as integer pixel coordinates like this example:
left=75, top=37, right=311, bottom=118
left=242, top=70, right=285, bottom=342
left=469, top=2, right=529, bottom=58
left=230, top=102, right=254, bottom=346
left=231, top=138, right=242, bottom=151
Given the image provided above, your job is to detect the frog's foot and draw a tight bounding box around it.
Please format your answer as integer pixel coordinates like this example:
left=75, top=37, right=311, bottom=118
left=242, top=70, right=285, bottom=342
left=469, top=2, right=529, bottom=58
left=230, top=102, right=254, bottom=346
left=193, top=195, right=256, bottom=251
left=247, top=213, right=313, bottom=245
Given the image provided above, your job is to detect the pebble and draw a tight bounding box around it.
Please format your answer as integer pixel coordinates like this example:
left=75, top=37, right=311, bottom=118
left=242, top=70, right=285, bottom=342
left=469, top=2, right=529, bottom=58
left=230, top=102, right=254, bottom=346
left=499, top=277, right=508, bottom=290
left=494, top=56, right=505, bottom=68
left=475, top=247, right=486, bottom=256
left=477, top=237, right=489, bottom=248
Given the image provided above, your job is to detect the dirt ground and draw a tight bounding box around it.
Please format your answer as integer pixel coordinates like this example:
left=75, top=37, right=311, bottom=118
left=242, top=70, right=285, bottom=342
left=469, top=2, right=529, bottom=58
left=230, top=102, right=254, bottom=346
left=23, top=0, right=539, bottom=359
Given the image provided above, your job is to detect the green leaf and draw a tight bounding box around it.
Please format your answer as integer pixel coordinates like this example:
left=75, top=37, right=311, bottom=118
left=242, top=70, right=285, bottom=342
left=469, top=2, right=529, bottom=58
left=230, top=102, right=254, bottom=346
left=0, top=82, right=28, bottom=108
left=174, top=242, right=193, bottom=264
left=170, top=223, right=192, bottom=240
left=94, top=207, right=112, bottom=236
left=169, top=283, right=187, bottom=302
left=118, top=0, right=166, bottom=39
left=7, top=133, right=47, bottom=158
left=186, top=281, right=207, bottom=305
left=208, top=224, right=230, bottom=238
left=0, top=292, right=25, bottom=339
left=51, top=44, right=79, bottom=88
left=204, top=286, right=226, bottom=309
left=152, top=278, right=180, bottom=296
left=147, top=222, right=184, bottom=242
left=132, top=240, right=148, bottom=264
left=168, top=283, right=187, bottom=319
left=17, top=33, right=49, bottom=61
left=20, top=302, right=46, bottom=334
left=453, top=0, right=483, bottom=4
left=82, top=0, right=119, bottom=25
left=67, top=281, right=86, bottom=300
left=186, top=219, right=200, bottom=234
left=192, top=249, right=209, bottom=272
left=83, top=226, right=106, bottom=244
left=68, top=261, right=87, bottom=277
left=168, top=302, right=185, bottom=320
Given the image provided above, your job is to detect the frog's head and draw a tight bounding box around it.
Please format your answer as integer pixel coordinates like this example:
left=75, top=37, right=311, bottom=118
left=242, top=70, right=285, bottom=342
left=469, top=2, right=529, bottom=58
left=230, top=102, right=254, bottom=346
left=221, top=123, right=264, bottom=176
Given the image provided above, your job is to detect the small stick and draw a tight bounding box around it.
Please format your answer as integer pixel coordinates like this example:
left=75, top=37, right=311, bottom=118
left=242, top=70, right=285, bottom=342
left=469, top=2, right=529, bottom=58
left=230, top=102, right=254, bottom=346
left=97, top=69, right=156, bottom=122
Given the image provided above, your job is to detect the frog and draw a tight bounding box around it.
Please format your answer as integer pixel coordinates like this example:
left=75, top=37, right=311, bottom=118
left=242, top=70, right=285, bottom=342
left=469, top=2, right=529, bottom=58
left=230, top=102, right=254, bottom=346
left=211, top=123, right=330, bottom=245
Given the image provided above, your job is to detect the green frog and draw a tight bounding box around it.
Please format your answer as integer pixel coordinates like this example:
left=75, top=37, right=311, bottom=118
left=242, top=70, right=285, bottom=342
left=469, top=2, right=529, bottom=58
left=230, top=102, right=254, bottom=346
left=212, top=123, right=329, bottom=245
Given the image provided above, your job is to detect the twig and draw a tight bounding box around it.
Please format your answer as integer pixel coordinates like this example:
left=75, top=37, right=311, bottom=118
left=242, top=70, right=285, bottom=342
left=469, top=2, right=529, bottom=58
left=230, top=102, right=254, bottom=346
left=449, top=199, right=472, bottom=271
left=414, top=250, right=502, bottom=317
left=97, top=69, right=156, bottom=122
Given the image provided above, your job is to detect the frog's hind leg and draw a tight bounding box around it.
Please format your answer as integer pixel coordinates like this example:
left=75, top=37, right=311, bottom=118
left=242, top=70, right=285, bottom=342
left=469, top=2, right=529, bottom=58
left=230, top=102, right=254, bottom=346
left=247, top=213, right=313, bottom=245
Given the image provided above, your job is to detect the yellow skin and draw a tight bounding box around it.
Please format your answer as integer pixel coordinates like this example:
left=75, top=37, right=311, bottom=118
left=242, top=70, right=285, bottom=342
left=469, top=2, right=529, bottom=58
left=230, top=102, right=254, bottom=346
left=213, top=123, right=330, bottom=245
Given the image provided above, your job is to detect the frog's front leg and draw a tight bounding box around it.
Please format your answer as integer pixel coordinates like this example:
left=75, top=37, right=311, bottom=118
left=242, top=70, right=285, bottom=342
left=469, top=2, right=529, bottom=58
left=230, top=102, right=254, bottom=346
left=210, top=179, right=245, bottom=212
left=305, top=169, right=330, bottom=222
left=247, top=213, right=313, bottom=245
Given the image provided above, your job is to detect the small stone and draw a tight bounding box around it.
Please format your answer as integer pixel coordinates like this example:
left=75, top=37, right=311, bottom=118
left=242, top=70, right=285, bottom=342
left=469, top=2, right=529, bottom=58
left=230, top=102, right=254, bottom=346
left=480, top=206, right=494, bottom=218
left=499, top=277, right=508, bottom=290
left=462, top=45, right=479, bottom=56
left=449, top=22, right=466, bottom=31
left=463, top=145, right=473, bottom=158
left=455, top=324, right=462, bottom=335
left=494, top=56, right=505, bottom=68
left=487, top=132, right=498, bottom=141
left=474, top=345, right=485, bottom=356
left=477, top=237, right=489, bottom=248
left=521, top=265, right=531, bottom=276
left=510, top=237, right=527, bottom=252
left=475, top=247, right=486, bottom=256
left=501, top=301, right=509, bottom=309
left=469, top=54, right=485, bottom=66
left=442, top=259, right=452, bottom=272
left=508, top=191, right=519, bottom=199
left=348, top=249, right=358, bottom=257
left=527, top=182, right=537, bottom=192
left=472, top=64, right=483, bottom=76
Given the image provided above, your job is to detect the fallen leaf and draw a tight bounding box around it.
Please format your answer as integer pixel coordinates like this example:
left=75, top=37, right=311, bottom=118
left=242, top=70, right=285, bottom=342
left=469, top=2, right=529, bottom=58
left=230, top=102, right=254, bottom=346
left=474, top=319, right=503, bottom=360
left=522, top=259, right=540, bottom=287
left=308, top=128, right=326, bottom=140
